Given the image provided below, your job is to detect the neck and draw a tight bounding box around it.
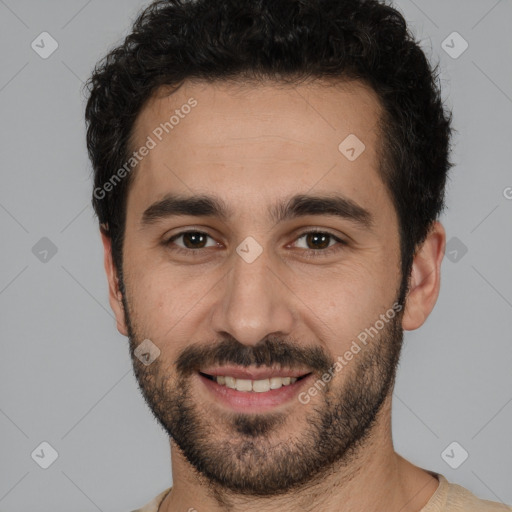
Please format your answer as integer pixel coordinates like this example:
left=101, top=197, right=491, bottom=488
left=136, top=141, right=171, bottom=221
left=159, top=395, right=439, bottom=512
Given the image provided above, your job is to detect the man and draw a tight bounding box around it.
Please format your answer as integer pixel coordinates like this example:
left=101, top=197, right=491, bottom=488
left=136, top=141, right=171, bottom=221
left=84, top=0, right=511, bottom=511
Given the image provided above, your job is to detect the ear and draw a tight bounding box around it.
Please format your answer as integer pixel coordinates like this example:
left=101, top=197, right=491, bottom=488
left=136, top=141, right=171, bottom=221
left=100, top=228, right=129, bottom=336
left=402, top=221, right=446, bottom=331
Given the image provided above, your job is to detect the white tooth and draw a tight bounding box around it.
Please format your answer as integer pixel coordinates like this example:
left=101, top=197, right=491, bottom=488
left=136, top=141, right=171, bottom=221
left=282, top=377, right=291, bottom=386
left=235, top=378, right=252, bottom=392
left=224, top=376, right=236, bottom=389
left=252, top=378, right=271, bottom=392
left=269, top=377, right=283, bottom=389
left=290, top=377, right=297, bottom=384
left=216, top=376, right=226, bottom=385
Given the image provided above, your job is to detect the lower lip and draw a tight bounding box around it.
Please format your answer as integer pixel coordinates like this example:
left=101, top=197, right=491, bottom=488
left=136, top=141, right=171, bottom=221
left=198, top=373, right=313, bottom=413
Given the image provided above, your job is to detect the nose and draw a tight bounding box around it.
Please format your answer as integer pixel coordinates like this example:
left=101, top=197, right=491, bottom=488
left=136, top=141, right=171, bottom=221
left=210, top=245, right=296, bottom=346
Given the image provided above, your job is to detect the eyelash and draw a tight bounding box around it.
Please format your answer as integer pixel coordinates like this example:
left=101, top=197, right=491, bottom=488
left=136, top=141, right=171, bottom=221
left=163, top=229, right=347, bottom=259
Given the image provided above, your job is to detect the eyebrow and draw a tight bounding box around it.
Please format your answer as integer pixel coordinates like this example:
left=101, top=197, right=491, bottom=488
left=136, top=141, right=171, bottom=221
left=140, top=192, right=374, bottom=230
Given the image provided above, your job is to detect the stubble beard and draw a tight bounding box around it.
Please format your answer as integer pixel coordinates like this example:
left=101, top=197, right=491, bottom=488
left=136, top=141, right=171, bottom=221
left=121, top=281, right=405, bottom=496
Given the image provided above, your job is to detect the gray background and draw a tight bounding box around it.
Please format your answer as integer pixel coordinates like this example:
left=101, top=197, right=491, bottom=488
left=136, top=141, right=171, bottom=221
left=0, top=0, right=511, bottom=510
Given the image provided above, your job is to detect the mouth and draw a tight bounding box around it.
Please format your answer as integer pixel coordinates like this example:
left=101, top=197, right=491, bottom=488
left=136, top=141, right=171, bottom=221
left=197, top=366, right=314, bottom=412
left=199, top=372, right=309, bottom=391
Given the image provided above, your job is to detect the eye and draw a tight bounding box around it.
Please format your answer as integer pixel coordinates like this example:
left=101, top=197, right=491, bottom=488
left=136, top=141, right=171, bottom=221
left=291, top=230, right=346, bottom=257
left=165, top=231, right=219, bottom=252
left=163, top=229, right=347, bottom=259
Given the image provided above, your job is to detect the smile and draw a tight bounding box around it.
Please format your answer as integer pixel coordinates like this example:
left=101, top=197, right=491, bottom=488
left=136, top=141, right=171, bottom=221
left=200, top=373, right=309, bottom=392
left=197, top=366, right=313, bottom=412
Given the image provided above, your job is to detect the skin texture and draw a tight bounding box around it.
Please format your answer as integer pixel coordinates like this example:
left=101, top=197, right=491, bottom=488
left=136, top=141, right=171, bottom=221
left=101, top=79, right=446, bottom=512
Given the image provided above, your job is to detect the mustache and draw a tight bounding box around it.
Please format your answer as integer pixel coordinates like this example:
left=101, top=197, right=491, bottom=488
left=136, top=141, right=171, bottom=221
left=175, top=335, right=334, bottom=377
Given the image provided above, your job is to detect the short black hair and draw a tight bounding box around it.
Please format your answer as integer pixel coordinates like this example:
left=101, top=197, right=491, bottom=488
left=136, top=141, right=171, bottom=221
left=85, top=0, right=453, bottom=300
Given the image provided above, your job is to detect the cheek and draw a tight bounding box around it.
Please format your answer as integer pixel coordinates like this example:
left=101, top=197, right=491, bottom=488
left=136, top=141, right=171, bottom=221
left=293, top=261, right=397, bottom=351
left=123, top=261, right=169, bottom=328
left=126, top=264, right=212, bottom=338
left=300, top=259, right=380, bottom=307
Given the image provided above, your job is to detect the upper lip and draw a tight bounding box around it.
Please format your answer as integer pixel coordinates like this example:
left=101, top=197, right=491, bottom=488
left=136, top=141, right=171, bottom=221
left=199, top=366, right=311, bottom=380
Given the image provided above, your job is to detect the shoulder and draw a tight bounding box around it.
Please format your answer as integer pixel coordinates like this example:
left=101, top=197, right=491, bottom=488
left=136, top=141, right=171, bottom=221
left=129, top=487, right=172, bottom=512
left=423, top=473, right=512, bottom=512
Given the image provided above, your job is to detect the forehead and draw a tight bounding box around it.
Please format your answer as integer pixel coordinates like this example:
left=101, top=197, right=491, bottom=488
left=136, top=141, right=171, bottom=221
left=128, top=78, right=391, bottom=221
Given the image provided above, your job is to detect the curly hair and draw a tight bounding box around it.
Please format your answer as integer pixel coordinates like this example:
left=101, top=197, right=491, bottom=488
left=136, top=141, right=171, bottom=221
left=85, top=0, right=452, bottom=298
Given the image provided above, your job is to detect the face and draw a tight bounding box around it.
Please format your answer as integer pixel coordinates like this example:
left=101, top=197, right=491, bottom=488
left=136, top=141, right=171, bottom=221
left=111, top=79, right=408, bottom=494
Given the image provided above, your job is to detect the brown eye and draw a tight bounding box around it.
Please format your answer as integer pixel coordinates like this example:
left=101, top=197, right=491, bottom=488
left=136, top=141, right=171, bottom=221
left=292, top=230, right=347, bottom=259
left=181, top=232, right=208, bottom=248
left=295, top=231, right=338, bottom=250
left=304, top=232, right=331, bottom=250
left=166, top=231, right=217, bottom=250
